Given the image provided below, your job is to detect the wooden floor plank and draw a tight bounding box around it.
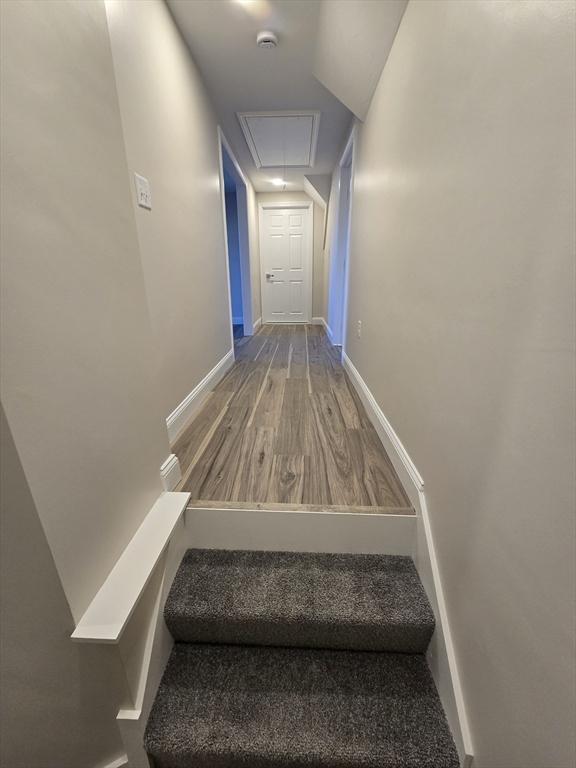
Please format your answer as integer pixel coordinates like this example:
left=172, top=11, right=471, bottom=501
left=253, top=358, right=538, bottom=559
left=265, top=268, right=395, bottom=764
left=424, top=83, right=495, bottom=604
left=230, top=426, right=275, bottom=502
left=272, top=330, right=291, bottom=368
left=268, top=454, right=306, bottom=504
left=330, top=373, right=365, bottom=430
left=356, top=424, right=411, bottom=507
left=172, top=391, right=231, bottom=470
left=175, top=324, right=410, bottom=511
left=309, top=391, right=370, bottom=507
left=183, top=405, right=251, bottom=500
left=251, top=366, right=287, bottom=429
left=227, top=363, right=267, bottom=408
left=345, top=376, right=373, bottom=429
left=274, top=378, right=310, bottom=455
left=214, top=361, right=250, bottom=393
left=302, top=405, right=333, bottom=505
left=234, top=329, right=266, bottom=361
left=289, top=326, right=307, bottom=370
left=307, top=331, right=330, bottom=393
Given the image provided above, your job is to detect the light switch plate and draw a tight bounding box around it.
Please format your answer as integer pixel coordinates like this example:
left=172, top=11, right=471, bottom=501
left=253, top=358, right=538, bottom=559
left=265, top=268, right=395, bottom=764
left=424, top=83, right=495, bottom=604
left=134, top=172, right=152, bottom=210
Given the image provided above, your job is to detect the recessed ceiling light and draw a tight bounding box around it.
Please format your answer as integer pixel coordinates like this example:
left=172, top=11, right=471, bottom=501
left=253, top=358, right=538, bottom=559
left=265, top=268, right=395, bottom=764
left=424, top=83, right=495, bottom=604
left=271, top=178, right=286, bottom=187
left=234, top=0, right=271, bottom=19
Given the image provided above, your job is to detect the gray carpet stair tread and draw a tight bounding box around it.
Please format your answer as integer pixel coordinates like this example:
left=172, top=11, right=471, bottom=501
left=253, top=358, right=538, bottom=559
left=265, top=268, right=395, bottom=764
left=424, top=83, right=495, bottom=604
left=144, top=643, right=460, bottom=768
left=164, top=549, right=435, bottom=653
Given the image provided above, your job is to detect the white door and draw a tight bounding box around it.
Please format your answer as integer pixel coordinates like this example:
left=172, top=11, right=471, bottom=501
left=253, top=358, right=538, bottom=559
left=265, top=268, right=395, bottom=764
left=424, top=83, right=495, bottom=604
left=259, top=204, right=312, bottom=323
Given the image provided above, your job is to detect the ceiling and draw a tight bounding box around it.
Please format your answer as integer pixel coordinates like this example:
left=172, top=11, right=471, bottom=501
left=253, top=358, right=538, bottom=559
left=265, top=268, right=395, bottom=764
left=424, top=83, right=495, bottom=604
left=314, top=0, right=408, bottom=121
left=166, top=0, right=354, bottom=192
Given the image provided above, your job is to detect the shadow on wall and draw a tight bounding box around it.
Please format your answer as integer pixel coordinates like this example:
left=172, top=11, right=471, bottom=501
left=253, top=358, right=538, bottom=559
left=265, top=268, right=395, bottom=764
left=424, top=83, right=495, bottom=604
left=0, top=405, right=126, bottom=768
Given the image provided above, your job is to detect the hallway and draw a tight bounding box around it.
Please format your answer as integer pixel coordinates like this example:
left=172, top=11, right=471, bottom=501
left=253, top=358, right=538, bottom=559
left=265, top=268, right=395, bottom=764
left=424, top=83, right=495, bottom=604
left=1, top=1, right=574, bottom=767
left=174, top=324, right=411, bottom=512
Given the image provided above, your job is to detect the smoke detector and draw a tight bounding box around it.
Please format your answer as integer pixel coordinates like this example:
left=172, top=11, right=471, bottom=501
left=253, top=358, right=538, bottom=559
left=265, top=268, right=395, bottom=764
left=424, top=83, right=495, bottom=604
left=257, top=30, right=278, bottom=49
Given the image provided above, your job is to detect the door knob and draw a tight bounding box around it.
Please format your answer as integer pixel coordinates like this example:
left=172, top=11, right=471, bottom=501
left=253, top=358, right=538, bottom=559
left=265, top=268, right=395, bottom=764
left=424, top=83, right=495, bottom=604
left=266, top=272, right=275, bottom=279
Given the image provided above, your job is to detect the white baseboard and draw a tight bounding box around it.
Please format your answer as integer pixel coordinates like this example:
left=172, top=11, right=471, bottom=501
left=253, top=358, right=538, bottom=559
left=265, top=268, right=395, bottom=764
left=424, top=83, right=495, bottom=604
left=343, top=353, right=474, bottom=768
left=253, top=316, right=262, bottom=334
left=312, top=316, right=336, bottom=344
left=312, top=316, right=332, bottom=337
left=160, top=454, right=181, bottom=491
left=343, top=355, right=424, bottom=493
left=166, top=349, right=234, bottom=443
left=185, top=506, right=415, bottom=555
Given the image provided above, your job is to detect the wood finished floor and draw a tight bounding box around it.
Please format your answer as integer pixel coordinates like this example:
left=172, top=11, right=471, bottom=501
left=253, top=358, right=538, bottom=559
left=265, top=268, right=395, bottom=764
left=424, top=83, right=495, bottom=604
left=174, top=325, right=412, bottom=512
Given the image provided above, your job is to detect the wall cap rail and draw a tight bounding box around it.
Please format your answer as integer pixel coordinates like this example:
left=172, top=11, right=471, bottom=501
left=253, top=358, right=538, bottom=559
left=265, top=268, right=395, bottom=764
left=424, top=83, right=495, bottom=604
left=71, top=491, right=190, bottom=644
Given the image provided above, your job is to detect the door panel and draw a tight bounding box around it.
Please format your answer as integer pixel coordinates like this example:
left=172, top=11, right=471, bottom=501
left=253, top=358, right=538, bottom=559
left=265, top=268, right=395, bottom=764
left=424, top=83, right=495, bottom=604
left=260, top=206, right=311, bottom=323
left=289, top=281, right=304, bottom=317
left=289, top=233, right=303, bottom=270
left=270, top=280, right=288, bottom=317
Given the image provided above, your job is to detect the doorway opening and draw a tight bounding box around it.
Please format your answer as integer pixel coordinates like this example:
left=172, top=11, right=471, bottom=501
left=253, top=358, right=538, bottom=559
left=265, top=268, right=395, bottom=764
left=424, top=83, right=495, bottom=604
left=223, top=167, right=244, bottom=340
left=328, top=126, right=356, bottom=354
left=217, top=128, right=253, bottom=346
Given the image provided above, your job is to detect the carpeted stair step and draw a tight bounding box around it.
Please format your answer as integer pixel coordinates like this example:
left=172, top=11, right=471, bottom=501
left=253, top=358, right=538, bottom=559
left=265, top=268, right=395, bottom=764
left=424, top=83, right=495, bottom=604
left=164, top=548, right=435, bottom=653
left=144, top=642, right=460, bottom=768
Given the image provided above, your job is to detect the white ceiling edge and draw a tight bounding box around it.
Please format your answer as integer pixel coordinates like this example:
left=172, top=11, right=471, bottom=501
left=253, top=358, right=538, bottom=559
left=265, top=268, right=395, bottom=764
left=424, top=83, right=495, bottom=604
left=313, top=0, right=408, bottom=121
left=303, top=175, right=331, bottom=208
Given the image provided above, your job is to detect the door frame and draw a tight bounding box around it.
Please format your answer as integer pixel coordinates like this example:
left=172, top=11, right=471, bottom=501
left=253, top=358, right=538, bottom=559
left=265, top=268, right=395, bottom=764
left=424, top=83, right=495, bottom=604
left=258, top=200, right=314, bottom=324
left=331, top=124, right=357, bottom=356
left=217, top=126, right=254, bottom=346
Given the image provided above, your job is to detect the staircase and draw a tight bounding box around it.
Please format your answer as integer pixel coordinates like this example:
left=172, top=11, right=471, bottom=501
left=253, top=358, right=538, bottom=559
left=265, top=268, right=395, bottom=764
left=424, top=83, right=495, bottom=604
left=144, top=549, right=460, bottom=768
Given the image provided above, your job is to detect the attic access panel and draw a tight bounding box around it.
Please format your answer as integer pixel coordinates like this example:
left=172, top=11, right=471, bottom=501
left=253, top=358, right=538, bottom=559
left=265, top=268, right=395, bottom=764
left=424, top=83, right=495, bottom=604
left=237, top=111, right=321, bottom=169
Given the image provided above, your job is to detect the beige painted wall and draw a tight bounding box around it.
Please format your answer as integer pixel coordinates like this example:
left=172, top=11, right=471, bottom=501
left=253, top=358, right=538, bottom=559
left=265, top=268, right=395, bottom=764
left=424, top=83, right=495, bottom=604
left=0, top=1, right=263, bottom=764
left=105, top=0, right=233, bottom=418
left=247, top=181, right=263, bottom=325
left=256, top=192, right=326, bottom=320
left=314, top=199, right=327, bottom=320
left=0, top=0, right=172, bottom=764
left=323, top=165, right=345, bottom=339
left=342, top=2, right=576, bottom=766
left=0, top=406, right=127, bottom=768
left=323, top=171, right=340, bottom=325
left=314, top=0, right=407, bottom=121
left=0, top=0, right=169, bottom=623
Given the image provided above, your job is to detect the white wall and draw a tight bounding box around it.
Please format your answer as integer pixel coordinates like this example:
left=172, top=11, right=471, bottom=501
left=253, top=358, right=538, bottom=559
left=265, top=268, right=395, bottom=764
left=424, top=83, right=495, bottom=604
left=105, top=0, right=233, bottom=418
left=247, top=183, right=262, bottom=326
left=0, top=407, right=127, bottom=768
left=0, top=1, right=263, bottom=765
left=257, top=192, right=326, bottom=320
left=340, top=1, right=576, bottom=766
left=0, top=0, right=169, bottom=624
left=0, top=0, right=171, bottom=764
left=323, top=171, right=340, bottom=327
left=324, top=151, right=354, bottom=345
